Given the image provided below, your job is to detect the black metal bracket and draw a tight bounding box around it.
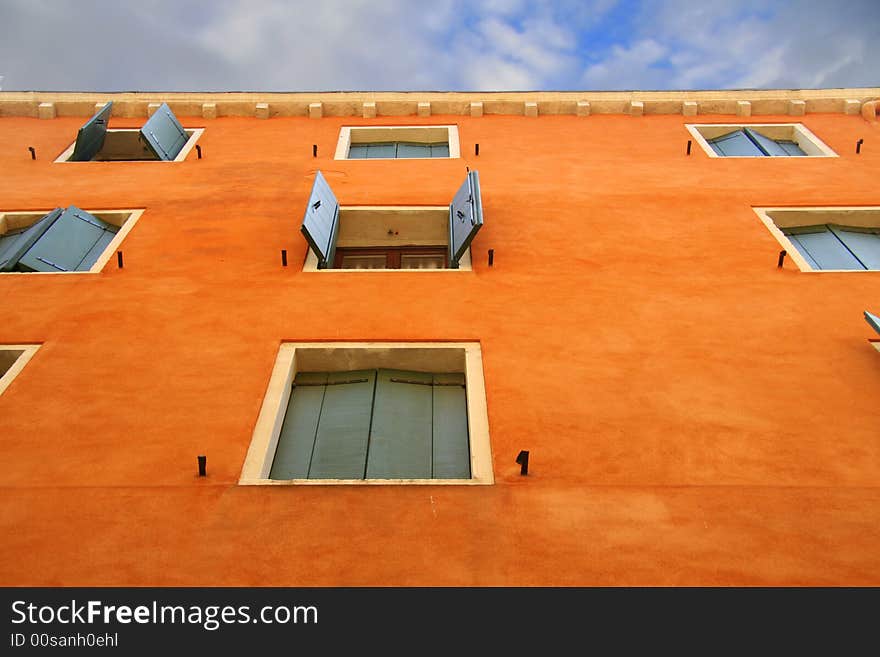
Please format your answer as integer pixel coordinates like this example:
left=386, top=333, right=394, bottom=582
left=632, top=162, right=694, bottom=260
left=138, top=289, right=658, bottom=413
left=488, top=249, right=494, bottom=267
left=198, top=455, right=207, bottom=477
left=777, top=250, right=787, bottom=268
left=516, top=450, right=530, bottom=476
left=196, top=144, right=202, bottom=159
left=281, top=249, right=288, bottom=267
left=116, top=251, right=124, bottom=269
left=313, top=144, right=318, bottom=158
left=856, top=138, right=863, bottom=154
left=28, top=146, right=35, bottom=160
left=475, top=143, right=480, bottom=156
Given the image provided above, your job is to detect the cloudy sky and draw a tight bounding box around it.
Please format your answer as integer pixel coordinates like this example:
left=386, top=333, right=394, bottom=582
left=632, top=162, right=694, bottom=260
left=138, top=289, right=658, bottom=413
left=0, top=0, right=877, bottom=91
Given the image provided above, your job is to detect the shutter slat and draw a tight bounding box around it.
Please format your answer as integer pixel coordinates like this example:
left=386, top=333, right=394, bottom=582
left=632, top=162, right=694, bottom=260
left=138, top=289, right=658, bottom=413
left=270, top=372, right=328, bottom=479
left=448, top=170, right=484, bottom=268
left=432, top=372, right=470, bottom=479
left=17, top=207, right=113, bottom=273
left=366, top=369, right=433, bottom=479
left=140, top=103, right=188, bottom=160
left=300, top=170, right=340, bottom=269
left=309, top=370, right=376, bottom=479
left=70, top=102, right=112, bottom=161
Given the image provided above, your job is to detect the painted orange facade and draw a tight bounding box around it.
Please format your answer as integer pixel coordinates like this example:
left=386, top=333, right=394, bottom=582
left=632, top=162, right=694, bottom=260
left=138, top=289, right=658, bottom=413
left=1, top=93, right=879, bottom=585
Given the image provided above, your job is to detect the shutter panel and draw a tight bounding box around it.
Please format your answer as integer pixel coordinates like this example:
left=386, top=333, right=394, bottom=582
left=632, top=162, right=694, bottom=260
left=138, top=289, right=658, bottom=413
left=270, top=372, right=328, bottom=479
left=300, top=170, right=340, bottom=269
left=367, top=143, right=396, bottom=159
left=309, top=370, right=376, bottom=479
left=448, top=170, right=484, bottom=268
left=783, top=225, right=865, bottom=270
left=430, top=143, right=450, bottom=158
left=366, top=369, right=433, bottom=479
left=397, top=143, right=430, bottom=158
left=348, top=144, right=369, bottom=159
left=865, top=310, right=880, bottom=336
left=829, top=226, right=880, bottom=269
left=140, top=103, right=188, bottom=161
left=708, top=130, right=764, bottom=156
left=70, top=102, right=112, bottom=161
left=0, top=208, right=62, bottom=271
left=432, top=372, right=470, bottom=479
left=17, top=206, right=115, bottom=272
left=78, top=228, right=117, bottom=271
left=776, top=140, right=806, bottom=156
left=744, top=128, right=789, bottom=156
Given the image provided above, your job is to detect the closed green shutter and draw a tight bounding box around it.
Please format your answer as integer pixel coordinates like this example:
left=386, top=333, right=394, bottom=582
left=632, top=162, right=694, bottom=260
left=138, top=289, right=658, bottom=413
left=270, top=372, right=328, bottom=480
left=0, top=208, right=62, bottom=271
left=70, top=102, right=112, bottom=162
left=783, top=225, right=865, bottom=270
left=140, top=103, right=188, bottom=160
left=397, top=143, right=431, bottom=158
left=430, top=143, right=450, bottom=158
left=829, top=226, right=880, bottom=269
left=448, top=170, right=484, bottom=268
left=17, top=206, right=117, bottom=272
left=708, top=130, right=764, bottom=156
left=309, top=370, right=376, bottom=479
left=366, top=369, right=433, bottom=479
left=348, top=144, right=369, bottom=158
left=432, top=372, right=470, bottom=478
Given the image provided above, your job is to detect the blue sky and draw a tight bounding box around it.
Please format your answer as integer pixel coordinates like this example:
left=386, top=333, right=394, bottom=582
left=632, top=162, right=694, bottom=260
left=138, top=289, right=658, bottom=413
left=0, top=0, right=877, bottom=91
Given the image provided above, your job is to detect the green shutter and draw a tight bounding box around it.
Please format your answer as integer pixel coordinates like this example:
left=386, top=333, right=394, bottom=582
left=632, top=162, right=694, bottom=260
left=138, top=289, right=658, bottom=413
left=17, top=206, right=117, bottom=272
left=366, top=369, right=433, bottom=479
left=270, top=372, right=328, bottom=480
left=448, top=170, right=484, bottom=268
left=829, top=226, right=880, bottom=269
left=70, top=102, right=112, bottom=162
left=300, top=170, right=340, bottom=269
left=432, top=372, right=470, bottom=478
left=0, top=208, right=62, bottom=271
left=309, top=370, right=376, bottom=479
left=397, top=143, right=431, bottom=158
left=708, top=130, right=764, bottom=156
left=140, top=103, right=188, bottom=160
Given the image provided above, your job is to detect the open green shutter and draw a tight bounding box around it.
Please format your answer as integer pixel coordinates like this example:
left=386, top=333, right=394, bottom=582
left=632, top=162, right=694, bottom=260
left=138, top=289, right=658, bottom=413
left=448, top=170, right=484, bottom=268
left=140, top=103, right=188, bottom=160
left=70, top=102, right=112, bottom=162
left=0, top=208, right=62, bottom=271
left=270, top=372, right=328, bottom=479
left=432, top=372, right=470, bottom=478
left=744, top=128, right=791, bottom=156
left=300, top=170, right=340, bottom=269
left=309, top=370, right=376, bottom=479
left=865, top=311, right=880, bottom=336
left=366, top=369, right=433, bottom=479
left=17, top=206, right=116, bottom=272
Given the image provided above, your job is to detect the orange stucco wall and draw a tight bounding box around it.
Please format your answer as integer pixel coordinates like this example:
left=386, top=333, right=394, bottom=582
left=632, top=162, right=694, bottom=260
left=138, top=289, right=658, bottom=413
left=1, top=109, right=879, bottom=585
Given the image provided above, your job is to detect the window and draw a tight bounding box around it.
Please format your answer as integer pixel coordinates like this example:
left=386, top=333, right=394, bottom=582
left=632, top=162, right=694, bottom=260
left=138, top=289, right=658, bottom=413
left=0, top=345, right=40, bottom=397
left=687, top=123, right=836, bottom=158
left=300, top=170, right=483, bottom=271
left=335, top=125, right=460, bottom=160
left=0, top=206, right=143, bottom=273
left=754, top=207, right=880, bottom=272
left=239, top=342, right=493, bottom=485
left=55, top=102, right=203, bottom=162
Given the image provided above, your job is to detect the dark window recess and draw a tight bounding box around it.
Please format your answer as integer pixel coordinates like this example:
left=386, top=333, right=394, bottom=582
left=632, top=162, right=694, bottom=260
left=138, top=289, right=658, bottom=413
left=0, top=206, right=119, bottom=272
left=783, top=224, right=880, bottom=270
left=334, top=246, right=448, bottom=269
left=69, top=101, right=191, bottom=161
left=348, top=142, right=450, bottom=159
left=269, top=369, right=471, bottom=480
left=708, top=128, right=806, bottom=157
left=300, top=169, right=483, bottom=270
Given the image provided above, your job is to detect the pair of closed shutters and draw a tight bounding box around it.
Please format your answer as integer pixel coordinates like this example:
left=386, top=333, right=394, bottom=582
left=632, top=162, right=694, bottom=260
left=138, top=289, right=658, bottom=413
left=783, top=224, right=880, bottom=270
left=0, top=206, right=118, bottom=272
left=708, top=128, right=805, bottom=156
left=348, top=142, right=450, bottom=159
left=70, top=101, right=189, bottom=161
left=270, top=369, right=471, bottom=480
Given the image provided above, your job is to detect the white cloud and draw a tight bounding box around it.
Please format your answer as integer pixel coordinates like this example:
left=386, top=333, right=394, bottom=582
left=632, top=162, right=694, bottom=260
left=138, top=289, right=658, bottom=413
left=582, top=40, right=668, bottom=89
